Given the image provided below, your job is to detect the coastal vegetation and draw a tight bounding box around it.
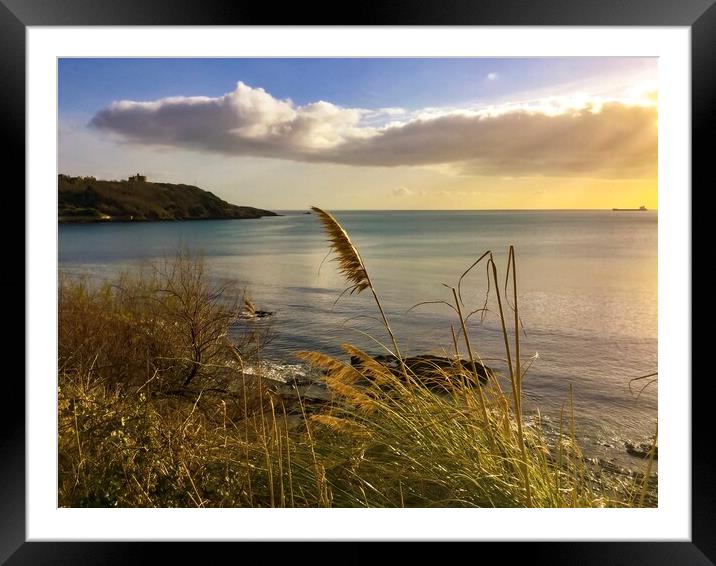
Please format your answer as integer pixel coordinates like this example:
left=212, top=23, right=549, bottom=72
left=58, top=210, right=656, bottom=508
left=58, top=174, right=277, bottom=223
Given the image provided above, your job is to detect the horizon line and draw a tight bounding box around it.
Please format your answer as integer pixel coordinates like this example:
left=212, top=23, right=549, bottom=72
left=273, top=208, right=658, bottom=212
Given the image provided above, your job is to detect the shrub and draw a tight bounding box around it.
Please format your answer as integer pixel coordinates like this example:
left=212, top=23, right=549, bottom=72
left=59, top=251, right=264, bottom=394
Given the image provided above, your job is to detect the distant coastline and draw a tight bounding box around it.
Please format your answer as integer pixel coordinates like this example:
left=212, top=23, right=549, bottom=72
left=58, top=174, right=278, bottom=223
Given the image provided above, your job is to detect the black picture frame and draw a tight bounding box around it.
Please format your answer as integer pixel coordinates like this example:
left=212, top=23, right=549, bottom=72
left=5, top=0, right=707, bottom=563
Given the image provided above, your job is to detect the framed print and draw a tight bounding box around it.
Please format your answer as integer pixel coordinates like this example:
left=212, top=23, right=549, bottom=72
left=5, top=0, right=709, bottom=563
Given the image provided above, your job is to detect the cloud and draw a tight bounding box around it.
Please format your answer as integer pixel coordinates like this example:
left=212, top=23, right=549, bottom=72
left=90, top=81, right=657, bottom=178
left=392, top=186, right=412, bottom=197
left=487, top=72, right=499, bottom=81
left=90, top=82, right=374, bottom=157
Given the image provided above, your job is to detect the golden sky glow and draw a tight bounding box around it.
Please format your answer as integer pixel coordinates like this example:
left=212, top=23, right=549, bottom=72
left=59, top=58, right=658, bottom=210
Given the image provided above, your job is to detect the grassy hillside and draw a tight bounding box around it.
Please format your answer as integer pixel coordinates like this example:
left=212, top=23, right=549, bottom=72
left=58, top=174, right=278, bottom=222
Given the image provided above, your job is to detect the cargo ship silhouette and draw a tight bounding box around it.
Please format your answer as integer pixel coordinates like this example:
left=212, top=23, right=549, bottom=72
left=612, top=205, right=648, bottom=211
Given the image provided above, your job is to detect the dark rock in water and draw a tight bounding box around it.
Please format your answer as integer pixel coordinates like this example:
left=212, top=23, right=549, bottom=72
left=350, top=353, right=492, bottom=389
left=238, top=299, right=274, bottom=319
left=625, top=441, right=658, bottom=459
left=238, top=309, right=273, bottom=319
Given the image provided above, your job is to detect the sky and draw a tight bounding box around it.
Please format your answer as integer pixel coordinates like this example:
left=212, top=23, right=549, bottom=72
left=58, top=58, right=658, bottom=210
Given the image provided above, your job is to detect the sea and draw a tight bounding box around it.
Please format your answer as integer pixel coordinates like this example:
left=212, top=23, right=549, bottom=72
left=59, top=210, right=658, bottom=469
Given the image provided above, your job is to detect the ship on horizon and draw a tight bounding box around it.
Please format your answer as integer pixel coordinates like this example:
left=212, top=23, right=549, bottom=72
left=612, top=205, right=648, bottom=211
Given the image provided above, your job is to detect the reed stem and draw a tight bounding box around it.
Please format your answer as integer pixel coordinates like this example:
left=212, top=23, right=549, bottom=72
left=452, top=289, right=494, bottom=448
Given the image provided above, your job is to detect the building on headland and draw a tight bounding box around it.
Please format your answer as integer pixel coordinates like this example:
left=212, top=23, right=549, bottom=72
left=128, top=173, right=147, bottom=182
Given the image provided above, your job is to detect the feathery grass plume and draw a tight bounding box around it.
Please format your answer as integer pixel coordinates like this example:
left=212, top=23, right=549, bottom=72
left=340, top=344, right=405, bottom=388
left=311, top=207, right=369, bottom=295
left=310, top=206, right=408, bottom=379
left=296, top=350, right=376, bottom=410
left=295, top=350, right=347, bottom=374
left=325, top=373, right=378, bottom=414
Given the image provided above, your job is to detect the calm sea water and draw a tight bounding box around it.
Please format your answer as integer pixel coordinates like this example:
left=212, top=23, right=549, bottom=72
left=59, top=211, right=658, bottom=466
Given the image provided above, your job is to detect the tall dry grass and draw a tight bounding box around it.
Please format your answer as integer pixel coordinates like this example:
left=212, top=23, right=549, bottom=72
left=58, top=222, right=651, bottom=508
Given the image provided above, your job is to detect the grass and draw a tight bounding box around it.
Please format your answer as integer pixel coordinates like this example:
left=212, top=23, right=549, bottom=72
left=58, top=216, right=655, bottom=508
